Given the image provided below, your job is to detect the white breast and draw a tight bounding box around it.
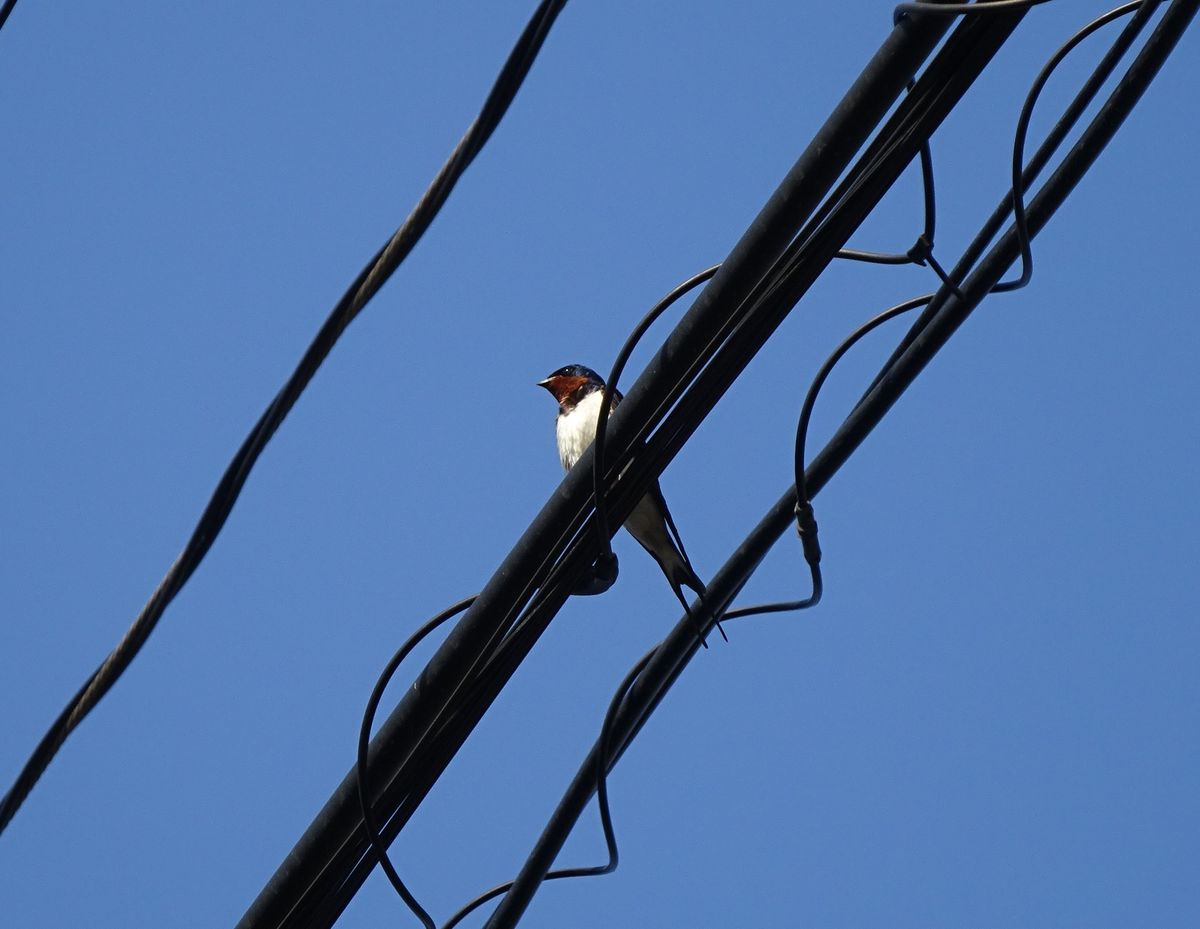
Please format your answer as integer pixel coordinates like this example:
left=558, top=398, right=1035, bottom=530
left=555, top=390, right=607, bottom=471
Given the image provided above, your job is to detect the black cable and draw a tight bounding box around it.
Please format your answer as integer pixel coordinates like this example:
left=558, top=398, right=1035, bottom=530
left=405, top=34, right=1032, bottom=907
left=0, top=0, right=569, bottom=838
left=793, top=294, right=933, bottom=531
left=589, top=265, right=727, bottom=645
left=358, top=597, right=477, bottom=929
left=835, top=103, right=939, bottom=269
left=379, top=287, right=937, bottom=925
left=727, top=3, right=1152, bottom=623
left=592, top=266, right=720, bottom=559
left=861, top=0, right=1155, bottom=402
left=586, top=127, right=946, bottom=631
left=356, top=591, right=655, bottom=929
left=996, top=0, right=1148, bottom=292
left=720, top=293, right=933, bottom=623
left=581, top=8, right=1028, bottom=645
left=440, top=646, right=657, bottom=929
left=476, top=4, right=1199, bottom=924
left=0, top=0, right=18, bottom=33
left=236, top=13, right=990, bottom=928
left=896, top=0, right=1055, bottom=15
left=351, top=539, right=622, bottom=929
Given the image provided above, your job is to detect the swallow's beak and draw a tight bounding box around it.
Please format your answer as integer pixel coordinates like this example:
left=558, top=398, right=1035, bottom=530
left=536, top=376, right=554, bottom=390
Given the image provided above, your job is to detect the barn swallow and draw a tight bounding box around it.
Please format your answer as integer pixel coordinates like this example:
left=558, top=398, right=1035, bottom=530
left=538, top=364, right=725, bottom=644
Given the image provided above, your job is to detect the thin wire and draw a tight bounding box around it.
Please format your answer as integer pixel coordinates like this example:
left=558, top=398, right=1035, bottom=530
left=896, top=0, right=1056, bottom=16
left=860, top=0, right=1150, bottom=407
left=358, top=597, right=477, bottom=929
left=749, top=0, right=1156, bottom=622
left=314, top=5, right=1195, bottom=928
left=835, top=131, right=937, bottom=266
left=592, top=266, right=720, bottom=556
left=585, top=134, right=945, bottom=626
left=371, top=5, right=1197, bottom=927
left=590, top=264, right=726, bottom=646
left=720, top=294, right=933, bottom=623
left=458, top=79, right=955, bottom=928
left=794, top=294, right=934, bottom=523
left=996, top=0, right=1147, bottom=292
left=0, top=0, right=569, bottom=838
left=440, top=646, right=658, bottom=929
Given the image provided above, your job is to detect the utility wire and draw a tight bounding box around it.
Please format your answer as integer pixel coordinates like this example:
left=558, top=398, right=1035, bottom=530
left=896, top=0, right=1055, bottom=14
left=862, top=0, right=1158, bottom=400
left=368, top=277, right=926, bottom=926
left=472, top=5, right=1195, bottom=921
left=586, top=82, right=948, bottom=618
left=250, top=9, right=1027, bottom=927
left=348, top=9, right=1032, bottom=929
left=241, top=1, right=1195, bottom=924
left=437, top=646, right=657, bottom=929
left=476, top=3, right=1196, bottom=925
left=0, top=0, right=569, bottom=838
left=236, top=11, right=965, bottom=929
left=357, top=597, right=477, bottom=929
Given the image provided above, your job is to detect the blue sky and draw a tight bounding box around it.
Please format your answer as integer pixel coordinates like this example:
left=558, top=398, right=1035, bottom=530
left=2, top=3, right=1198, bottom=927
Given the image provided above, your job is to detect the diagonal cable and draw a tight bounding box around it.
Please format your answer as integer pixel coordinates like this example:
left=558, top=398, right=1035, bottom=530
left=0, top=0, right=569, bottom=837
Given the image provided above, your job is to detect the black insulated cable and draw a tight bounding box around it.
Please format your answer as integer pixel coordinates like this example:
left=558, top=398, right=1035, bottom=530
left=0, top=0, right=569, bottom=839
left=357, top=596, right=477, bottom=929
left=475, top=5, right=1197, bottom=925
left=236, top=11, right=963, bottom=929
left=0, top=0, right=18, bottom=33
left=861, top=0, right=1158, bottom=401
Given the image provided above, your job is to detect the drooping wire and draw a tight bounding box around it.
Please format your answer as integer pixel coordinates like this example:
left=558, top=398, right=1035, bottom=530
left=719, top=293, right=933, bottom=622
left=728, top=2, right=1155, bottom=622
left=859, top=0, right=1151, bottom=406
left=402, top=300, right=945, bottom=929
left=591, top=266, right=720, bottom=561
left=355, top=580, right=581, bottom=929
left=449, top=236, right=950, bottom=929
left=794, top=294, right=934, bottom=533
left=585, top=131, right=949, bottom=642
left=895, top=0, right=1056, bottom=17
left=833, top=74, right=964, bottom=298
left=365, top=4, right=1189, bottom=927
left=358, top=597, right=478, bottom=929
left=835, top=126, right=952, bottom=280
left=996, top=0, right=1149, bottom=293
left=356, top=5, right=1177, bottom=927
left=0, top=0, right=569, bottom=838
left=354, top=587, right=655, bottom=929
left=440, top=645, right=658, bottom=929
left=590, top=264, right=726, bottom=646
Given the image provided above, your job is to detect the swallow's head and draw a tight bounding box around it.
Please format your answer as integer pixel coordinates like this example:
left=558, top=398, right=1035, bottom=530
left=537, top=364, right=605, bottom=412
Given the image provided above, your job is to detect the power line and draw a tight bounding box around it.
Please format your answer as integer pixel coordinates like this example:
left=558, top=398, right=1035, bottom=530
left=476, top=5, right=1196, bottom=923
left=0, top=0, right=569, bottom=838
left=235, top=7, right=1012, bottom=929
left=862, top=0, right=1159, bottom=404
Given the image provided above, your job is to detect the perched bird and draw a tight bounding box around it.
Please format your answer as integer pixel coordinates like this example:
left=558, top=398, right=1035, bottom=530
left=538, top=364, right=723, bottom=642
